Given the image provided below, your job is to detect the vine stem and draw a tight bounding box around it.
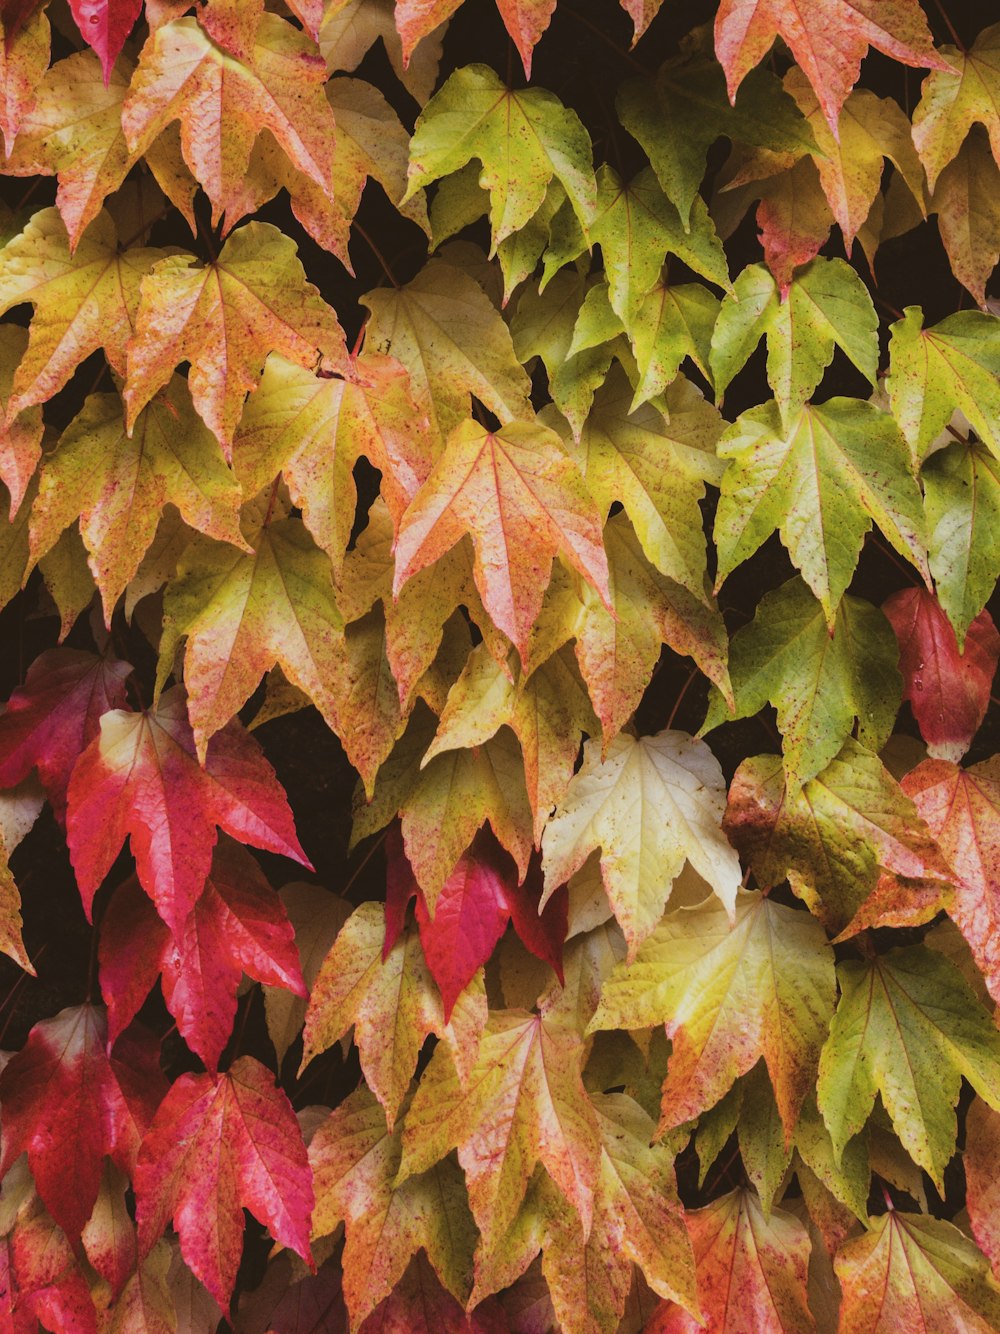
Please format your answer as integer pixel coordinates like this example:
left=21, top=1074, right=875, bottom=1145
left=0, top=941, right=47, bottom=1047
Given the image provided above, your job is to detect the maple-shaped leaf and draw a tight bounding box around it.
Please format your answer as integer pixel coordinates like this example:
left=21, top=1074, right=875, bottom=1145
left=715, top=398, right=928, bottom=624
left=353, top=711, right=534, bottom=906
left=398, top=1009, right=599, bottom=1250
left=67, top=0, right=140, bottom=82
left=66, top=685, right=310, bottom=934
left=647, top=1187, right=814, bottom=1333
left=0, top=326, right=40, bottom=518
left=923, top=437, right=1000, bottom=646
left=835, top=1211, right=1000, bottom=1332
left=710, top=258, right=878, bottom=415
left=0, top=646, right=131, bottom=824
left=591, top=890, right=834, bottom=1141
left=160, top=517, right=345, bottom=760
left=385, top=827, right=566, bottom=1020
left=886, top=306, right=1000, bottom=462
left=933, top=129, right=1000, bottom=308
left=135, top=1054, right=313, bottom=1310
left=300, top=900, right=450, bottom=1128
left=393, top=417, right=609, bottom=661
left=912, top=23, right=1000, bottom=191
left=423, top=642, right=597, bottom=840
left=231, top=352, right=431, bottom=579
left=966, top=1099, right=1000, bottom=1282
left=99, top=840, right=305, bottom=1069
left=555, top=366, right=724, bottom=600
left=122, top=14, right=336, bottom=223
left=363, top=257, right=532, bottom=441
left=0, top=1004, right=166, bottom=1240
left=309, top=1085, right=477, bottom=1326
left=588, top=165, right=731, bottom=325
left=539, top=1092, right=698, bottom=1331
left=724, top=740, right=951, bottom=931
left=704, top=577, right=901, bottom=788
left=876, top=757, right=1000, bottom=1006
left=882, top=588, right=999, bottom=761
left=0, top=207, right=164, bottom=417
left=125, top=224, right=345, bottom=453
left=818, top=944, right=1000, bottom=1188
left=542, top=729, right=741, bottom=958
left=714, top=0, right=947, bottom=133
left=30, top=382, right=245, bottom=621
left=404, top=63, right=595, bottom=252
left=529, top=514, right=732, bottom=746
left=616, top=58, right=817, bottom=229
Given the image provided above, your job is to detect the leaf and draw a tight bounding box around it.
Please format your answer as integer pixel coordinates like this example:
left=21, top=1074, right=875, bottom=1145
left=67, top=0, right=141, bottom=83
left=0, top=5, right=49, bottom=153
left=232, top=352, right=431, bottom=578
left=404, top=64, right=596, bottom=251
left=835, top=1211, right=1000, bottom=1332
left=362, top=257, right=532, bottom=441
left=885, top=306, right=1000, bottom=462
left=0, top=207, right=164, bottom=417
left=0, top=646, right=131, bottom=824
left=923, top=438, right=1000, bottom=646
left=135, top=1054, right=314, bottom=1310
left=393, top=417, right=610, bottom=661
left=80, top=1162, right=135, bottom=1297
left=882, top=588, right=999, bottom=761
left=912, top=23, right=1000, bottom=190
left=714, top=0, right=946, bottom=133
left=966, top=1098, right=1000, bottom=1281
left=360, top=1252, right=501, bottom=1334
left=398, top=1010, right=600, bottom=1250
left=724, top=740, right=951, bottom=931
left=0, top=1004, right=166, bottom=1239
left=588, top=165, right=731, bottom=325
left=122, top=15, right=337, bottom=222
left=66, top=685, right=310, bottom=935
left=646, top=1187, right=815, bottom=1333
left=817, top=944, right=1000, bottom=1188
left=30, top=381, right=245, bottom=620
left=319, top=0, right=445, bottom=104
left=124, top=222, right=346, bottom=452
left=542, top=728, right=740, bottom=958
left=161, top=515, right=347, bottom=761
left=933, top=128, right=1000, bottom=308
left=99, top=840, right=305, bottom=1070
left=0, top=326, right=40, bottom=518
left=301, top=900, right=447, bottom=1128
left=591, top=891, right=834, bottom=1141
left=877, top=757, right=1000, bottom=1007
left=308, top=1085, right=477, bottom=1325
left=710, top=258, right=879, bottom=417
left=703, top=578, right=902, bottom=788
left=716, top=398, right=927, bottom=623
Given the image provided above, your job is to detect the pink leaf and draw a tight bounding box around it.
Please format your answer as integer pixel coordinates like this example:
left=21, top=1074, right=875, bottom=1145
left=66, top=0, right=142, bottom=83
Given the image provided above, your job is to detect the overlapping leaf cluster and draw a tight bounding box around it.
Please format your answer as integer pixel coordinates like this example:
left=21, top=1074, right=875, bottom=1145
left=0, top=0, right=998, bottom=1328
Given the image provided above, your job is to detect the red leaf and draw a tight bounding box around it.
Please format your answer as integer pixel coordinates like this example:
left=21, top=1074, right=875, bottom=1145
left=134, top=1054, right=314, bottom=1311
left=0, top=648, right=132, bottom=825
left=385, top=829, right=565, bottom=1020
left=66, top=685, right=311, bottom=934
left=100, top=840, right=306, bottom=1069
left=359, top=1253, right=509, bottom=1334
left=0, top=0, right=44, bottom=48
left=4, top=1222, right=97, bottom=1334
left=0, top=1005, right=166, bottom=1239
left=883, top=588, right=999, bottom=761
left=66, top=0, right=141, bottom=82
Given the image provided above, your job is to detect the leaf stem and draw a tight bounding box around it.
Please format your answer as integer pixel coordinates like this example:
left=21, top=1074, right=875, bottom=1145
left=928, top=0, right=965, bottom=51
left=0, top=942, right=47, bottom=1047
left=342, top=826, right=390, bottom=901
left=559, top=4, right=649, bottom=73
left=353, top=222, right=400, bottom=289
left=666, top=668, right=698, bottom=730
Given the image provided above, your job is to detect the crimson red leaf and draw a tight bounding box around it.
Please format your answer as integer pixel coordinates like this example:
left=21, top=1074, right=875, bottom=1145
left=100, top=839, right=306, bottom=1069
left=66, top=0, right=141, bottom=82
left=883, top=587, right=1000, bottom=762
left=3, top=1221, right=97, bottom=1334
left=66, top=685, right=311, bottom=934
left=504, top=852, right=567, bottom=984
left=0, top=1005, right=166, bottom=1240
left=383, top=822, right=418, bottom=960
left=134, top=1054, right=314, bottom=1311
left=0, top=647, right=131, bottom=825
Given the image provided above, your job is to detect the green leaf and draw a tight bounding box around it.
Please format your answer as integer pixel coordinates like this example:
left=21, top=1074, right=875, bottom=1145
left=923, top=439, right=1000, bottom=646
left=404, top=63, right=597, bottom=252
left=818, top=945, right=1000, bottom=1188
left=703, top=578, right=901, bottom=788
left=714, top=397, right=928, bottom=624
left=710, top=258, right=879, bottom=422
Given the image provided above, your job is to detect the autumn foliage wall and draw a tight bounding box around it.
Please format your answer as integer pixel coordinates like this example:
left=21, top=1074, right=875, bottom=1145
left=1, top=0, right=1000, bottom=1328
